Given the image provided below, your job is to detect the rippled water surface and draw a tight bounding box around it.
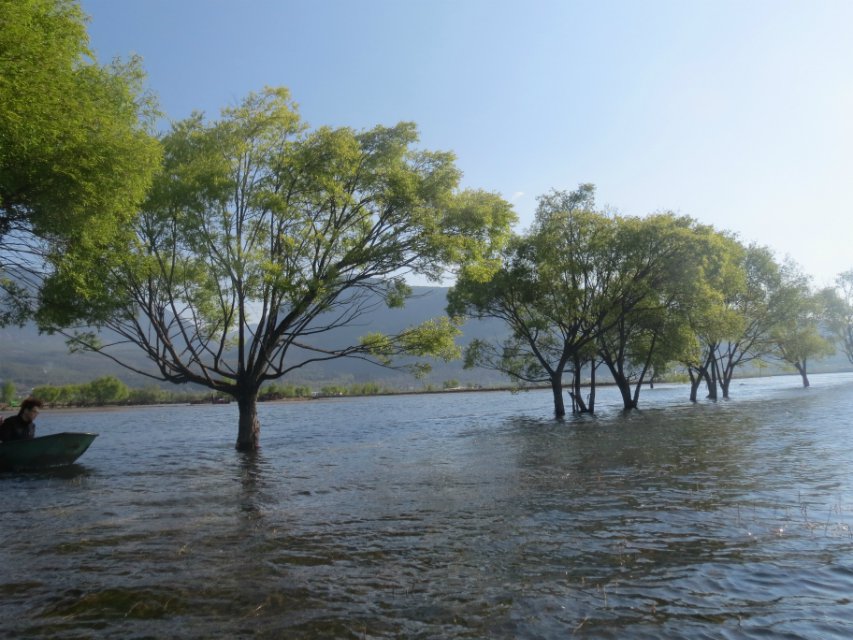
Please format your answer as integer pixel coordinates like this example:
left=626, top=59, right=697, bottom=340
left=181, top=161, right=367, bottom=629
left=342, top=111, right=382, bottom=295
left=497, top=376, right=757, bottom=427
left=3, top=374, right=853, bottom=638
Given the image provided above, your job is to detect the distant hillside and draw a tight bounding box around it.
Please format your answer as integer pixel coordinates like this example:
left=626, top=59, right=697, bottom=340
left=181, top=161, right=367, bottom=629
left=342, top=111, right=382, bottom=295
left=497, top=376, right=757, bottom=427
left=2, top=285, right=850, bottom=394
left=0, top=287, right=511, bottom=393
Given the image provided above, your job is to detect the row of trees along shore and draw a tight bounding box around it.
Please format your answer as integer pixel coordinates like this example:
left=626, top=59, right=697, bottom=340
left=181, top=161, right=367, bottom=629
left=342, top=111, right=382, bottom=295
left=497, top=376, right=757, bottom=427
left=449, top=184, right=853, bottom=417
left=3, top=1, right=853, bottom=448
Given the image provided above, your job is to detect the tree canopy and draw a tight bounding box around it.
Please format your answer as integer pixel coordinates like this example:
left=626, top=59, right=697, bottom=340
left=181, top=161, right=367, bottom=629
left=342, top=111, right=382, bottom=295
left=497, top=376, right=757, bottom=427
left=823, top=270, right=853, bottom=366
left=448, top=185, right=608, bottom=416
left=447, top=182, right=842, bottom=416
left=42, top=87, right=515, bottom=449
left=448, top=185, right=718, bottom=416
left=0, top=0, right=160, bottom=324
left=770, top=262, right=835, bottom=387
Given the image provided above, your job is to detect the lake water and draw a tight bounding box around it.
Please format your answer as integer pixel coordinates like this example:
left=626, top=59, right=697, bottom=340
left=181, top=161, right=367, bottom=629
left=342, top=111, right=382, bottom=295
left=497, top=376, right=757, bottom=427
left=3, top=373, right=853, bottom=639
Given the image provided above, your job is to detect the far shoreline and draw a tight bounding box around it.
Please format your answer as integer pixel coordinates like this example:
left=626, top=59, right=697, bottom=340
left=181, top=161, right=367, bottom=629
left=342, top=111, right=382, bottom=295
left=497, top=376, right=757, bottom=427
left=8, top=369, right=851, bottom=416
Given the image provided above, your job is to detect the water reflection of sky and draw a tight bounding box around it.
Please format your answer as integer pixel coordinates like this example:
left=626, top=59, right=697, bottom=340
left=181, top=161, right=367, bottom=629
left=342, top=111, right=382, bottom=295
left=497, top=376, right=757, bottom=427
left=3, top=373, right=853, bottom=638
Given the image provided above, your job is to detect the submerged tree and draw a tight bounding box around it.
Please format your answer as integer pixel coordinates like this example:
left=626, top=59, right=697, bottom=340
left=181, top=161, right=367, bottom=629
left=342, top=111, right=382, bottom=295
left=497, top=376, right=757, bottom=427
left=449, top=186, right=705, bottom=416
left=595, top=214, right=708, bottom=410
left=770, top=262, right=834, bottom=387
left=677, top=228, right=744, bottom=402
left=448, top=185, right=615, bottom=418
left=40, top=88, right=515, bottom=449
left=823, top=269, right=853, bottom=365
left=706, top=244, right=785, bottom=399
left=0, top=0, right=160, bottom=324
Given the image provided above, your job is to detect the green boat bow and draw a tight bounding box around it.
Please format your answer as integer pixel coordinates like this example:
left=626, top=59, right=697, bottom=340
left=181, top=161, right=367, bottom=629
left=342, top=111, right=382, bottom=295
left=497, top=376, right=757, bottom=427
left=0, top=432, right=98, bottom=471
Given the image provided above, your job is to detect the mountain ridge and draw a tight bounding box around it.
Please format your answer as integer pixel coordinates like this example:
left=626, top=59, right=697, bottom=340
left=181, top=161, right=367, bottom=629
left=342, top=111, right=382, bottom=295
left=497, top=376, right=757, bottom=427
left=0, top=287, right=510, bottom=392
left=3, top=285, right=850, bottom=394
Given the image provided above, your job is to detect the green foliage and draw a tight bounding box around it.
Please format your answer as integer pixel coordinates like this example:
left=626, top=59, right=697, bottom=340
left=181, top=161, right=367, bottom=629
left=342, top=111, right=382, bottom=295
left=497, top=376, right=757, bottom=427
left=31, top=384, right=64, bottom=406
left=771, top=262, right=835, bottom=377
left=822, top=270, right=853, bottom=364
left=448, top=183, right=778, bottom=412
left=86, top=376, right=130, bottom=405
left=449, top=185, right=618, bottom=387
left=127, top=385, right=169, bottom=405
left=399, top=317, right=462, bottom=361
left=596, top=212, right=731, bottom=405
left=31, top=380, right=235, bottom=407
left=698, top=242, right=789, bottom=396
left=33, top=375, right=129, bottom=406
left=1, top=0, right=161, bottom=325
left=38, top=86, right=514, bottom=447
left=259, top=383, right=313, bottom=401
left=318, top=382, right=385, bottom=397
left=440, top=190, right=517, bottom=282
left=1, top=379, right=15, bottom=404
left=359, top=316, right=461, bottom=377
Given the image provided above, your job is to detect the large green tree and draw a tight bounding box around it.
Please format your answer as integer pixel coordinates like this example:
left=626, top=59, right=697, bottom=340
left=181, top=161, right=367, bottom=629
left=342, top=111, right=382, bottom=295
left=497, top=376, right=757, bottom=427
left=41, top=88, right=514, bottom=449
left=448, top=185, right=615, bottom=418
left=595, top=214, right=708, bottom=410
left=0, top=0, right=160, bottom=324
left=677, top=228, right=744, bottom=402
left=822, top=270, right=853, bottom=364
left=705, top=243, right=785, bottom=399
left=451, top=187, right=732, bottom=416
left=771, top=262, right=834, bottom=387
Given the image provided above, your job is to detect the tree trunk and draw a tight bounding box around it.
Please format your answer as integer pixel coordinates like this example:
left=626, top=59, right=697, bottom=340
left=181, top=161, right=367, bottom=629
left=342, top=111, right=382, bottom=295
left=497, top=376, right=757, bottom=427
left=236, top=390, right=261, bottom=451
left=615, top=375, right=635, bottom=410
left=705, top=367, right=717, bottom=401
left=795, top=361, right=810, bottom=388
left=719, top=374, right=731, bottom=399
left=569, top=385, right=588, bottom=414
left=551, top=375, right=566, bottom=418
left=688, top=367, right=701, bottom=403
left=569, top=355, right=589, bottom=415
left=602, top=360, right=635, bottom=410
left=587, top=359, right=596, bottom=413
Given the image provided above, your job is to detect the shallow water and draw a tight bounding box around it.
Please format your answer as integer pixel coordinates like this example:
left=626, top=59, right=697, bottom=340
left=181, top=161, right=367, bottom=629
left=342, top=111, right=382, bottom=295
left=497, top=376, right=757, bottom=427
left=2, top=374, right=853, bottom=638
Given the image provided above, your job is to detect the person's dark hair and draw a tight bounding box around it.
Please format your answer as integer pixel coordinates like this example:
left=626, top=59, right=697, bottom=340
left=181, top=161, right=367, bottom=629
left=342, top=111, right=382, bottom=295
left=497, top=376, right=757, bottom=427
left=19, top=397, right=43, bottom=412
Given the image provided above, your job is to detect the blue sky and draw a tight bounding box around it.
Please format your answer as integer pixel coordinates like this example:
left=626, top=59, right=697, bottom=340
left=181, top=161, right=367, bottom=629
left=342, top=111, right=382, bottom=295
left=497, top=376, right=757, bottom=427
left=80, top=0, right=853, bottom=287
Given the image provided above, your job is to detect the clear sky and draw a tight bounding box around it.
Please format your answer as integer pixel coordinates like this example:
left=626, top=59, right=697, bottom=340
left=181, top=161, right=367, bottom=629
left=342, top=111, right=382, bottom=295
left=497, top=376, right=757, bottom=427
left=80, top=0, right=853, bottom=287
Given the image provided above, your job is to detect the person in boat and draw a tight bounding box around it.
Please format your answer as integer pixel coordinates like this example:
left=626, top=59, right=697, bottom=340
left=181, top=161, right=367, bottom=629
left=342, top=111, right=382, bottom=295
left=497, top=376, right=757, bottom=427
left=0, top=397, right=43, bottom=442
